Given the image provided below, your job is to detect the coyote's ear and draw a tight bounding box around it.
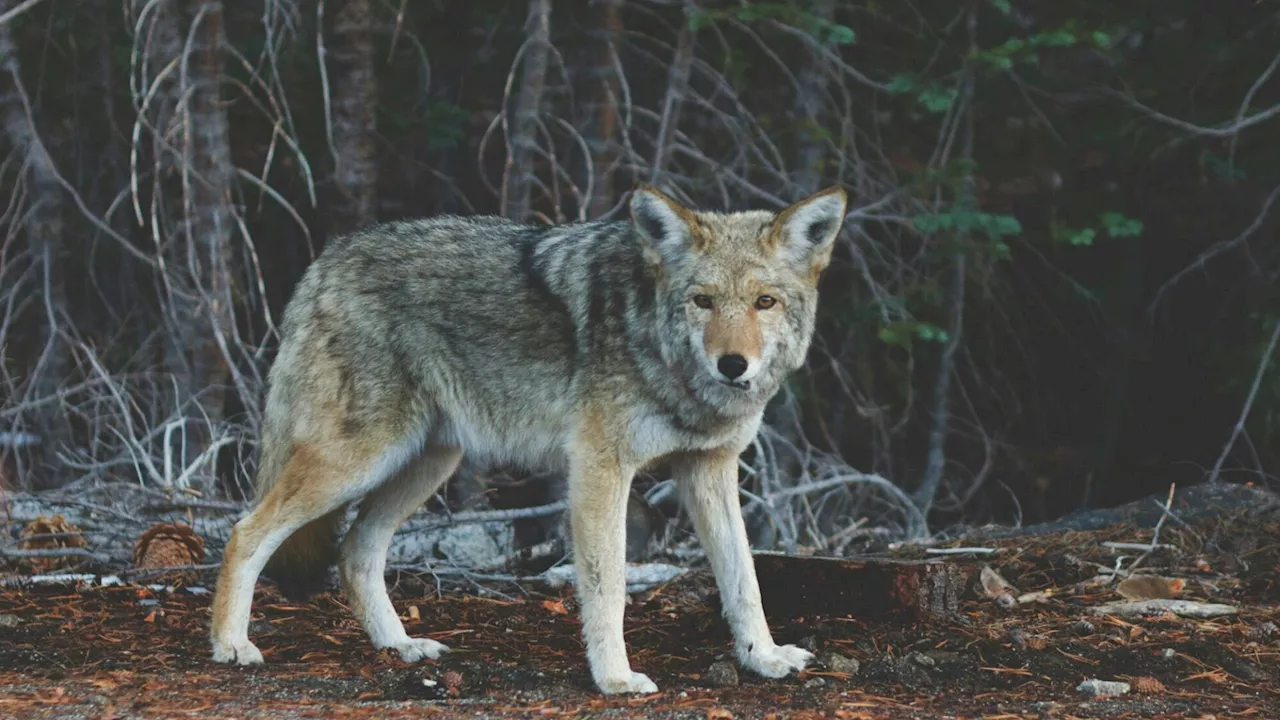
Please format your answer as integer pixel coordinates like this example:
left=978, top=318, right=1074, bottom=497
left=772, top=186, right=848, bottom=278
left=630, top=184, right=697, bottom=265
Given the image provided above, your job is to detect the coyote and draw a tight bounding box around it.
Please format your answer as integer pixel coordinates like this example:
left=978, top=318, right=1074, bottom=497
left=209, top=184, right=848, bottom=694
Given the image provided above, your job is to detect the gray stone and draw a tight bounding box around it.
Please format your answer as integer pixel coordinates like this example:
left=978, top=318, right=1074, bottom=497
left=1076, top=679, right=1130, bottom=697
left=821, top=652, right=860, bottom=676
left=705, top=660, right=739, bottom=687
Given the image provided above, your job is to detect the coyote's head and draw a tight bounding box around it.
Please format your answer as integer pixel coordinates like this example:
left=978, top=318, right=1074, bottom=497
left=630, top=184, right=847, bottom=413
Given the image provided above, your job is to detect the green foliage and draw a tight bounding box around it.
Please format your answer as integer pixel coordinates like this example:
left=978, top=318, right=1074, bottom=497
left=884, top=74, right=957, bottom=113
left=1050, top=212, right=1142, bottom=247
left=912, top=207, right=1022, bottom=241
left=688, top=4, right=855, bottom=45
left=1205, top=153, right=1247, bottom=182
left=974, top=21, right=1118, bottom=70
left=1098, top=212, right=1143, bottom=238
left=878, top=320, right=951, bottom=351
left=1066, top=227, right=1097, bottom=247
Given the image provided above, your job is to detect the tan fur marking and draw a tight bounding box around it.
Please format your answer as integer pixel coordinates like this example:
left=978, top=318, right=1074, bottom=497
left=212, top=442, right=336, bottom=630
left=704, top=306, right=763, bottom=362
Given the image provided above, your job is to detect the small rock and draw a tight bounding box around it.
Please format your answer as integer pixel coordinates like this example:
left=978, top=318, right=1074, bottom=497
left=905, top=650, right=935, bottom=668
left=706, top=660, right=739, bottom=687
left=0, top=614, right=21, bottom=628
left=922, top=650, right=961, bottom=664
left=1248, top=621, right=1278, bottom=642
left=803, top=677, right=826, bottom=689
left=1161, top=648, right=1176, bottom=660
left=1068, top=620, right=1096, bottom=636
left=1008, top=629, right=1027, bottom=649
left=1076, top=679, right=1131, bottom=697
left=1224, top=657, right=1266, bottom=682
left=796, top=635, right=819, bottom=652
left=820, top=652, right=860, bottom=676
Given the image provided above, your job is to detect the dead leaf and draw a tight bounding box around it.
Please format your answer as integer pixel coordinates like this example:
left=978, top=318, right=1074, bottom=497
left=541, top=599, right=568, bottom=616
left=408, top=605, right=420, bottom=622
left=1116, top=575, right=1181, bottom=601
left=707, top=709, right=734, bottom=720
left=979, top=565, right=1017, bottom=597
left=980, top=565, right=1018, bottom=607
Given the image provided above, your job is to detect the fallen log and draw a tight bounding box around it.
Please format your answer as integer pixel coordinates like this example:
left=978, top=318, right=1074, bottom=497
left=1088, top=598, right=1239, bottom=619
left=753, top=552, right=971, bottom=623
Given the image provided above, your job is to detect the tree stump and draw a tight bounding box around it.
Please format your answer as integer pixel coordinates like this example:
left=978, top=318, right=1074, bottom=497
left=754, top=552, right=969, bottom=623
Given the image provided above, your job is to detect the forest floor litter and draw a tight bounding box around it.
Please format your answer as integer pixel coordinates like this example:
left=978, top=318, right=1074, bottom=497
left=2, top=493, right=1279, bottom=718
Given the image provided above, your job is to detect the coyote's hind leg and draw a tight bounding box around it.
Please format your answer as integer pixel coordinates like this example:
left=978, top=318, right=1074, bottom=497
left=211, top=435, right=422, bottom=666
left=339, top=444, right=463, bottom=662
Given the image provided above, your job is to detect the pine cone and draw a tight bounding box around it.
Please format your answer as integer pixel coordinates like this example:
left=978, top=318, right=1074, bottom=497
left=132, top=522, right=205, bottom=583
left=1131, top=676, right=1166, bottom=694
left=18, top=514, right=88, bottom=573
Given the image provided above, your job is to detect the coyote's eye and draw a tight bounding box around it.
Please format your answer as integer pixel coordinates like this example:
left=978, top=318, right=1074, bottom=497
left=754, top=295, right=777, bottom=310
left=692, top=294, right=714, bottom=310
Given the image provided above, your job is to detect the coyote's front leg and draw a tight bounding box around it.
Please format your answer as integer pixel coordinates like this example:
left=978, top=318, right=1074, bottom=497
left=567, top=422, right=657, bottom=695
left=675, top=448, right=814, bottom=678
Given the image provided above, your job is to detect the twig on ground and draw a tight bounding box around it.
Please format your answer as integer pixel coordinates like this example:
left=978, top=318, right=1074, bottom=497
left=1205, top=319, right=1280, bottom=485
left=1123, top=483, right=1177, bottom=576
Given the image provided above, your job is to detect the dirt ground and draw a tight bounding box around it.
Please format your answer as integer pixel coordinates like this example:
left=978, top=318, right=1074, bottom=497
left=2, top=513, right=1280, bottom=719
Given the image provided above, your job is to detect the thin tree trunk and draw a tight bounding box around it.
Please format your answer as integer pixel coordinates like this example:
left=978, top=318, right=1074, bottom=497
left=502, top=0, right=551, bottom=222
left=172, top=0, right=236, bottom=486
left=793, top=0, right=833, bottom=198
left=135, top=0, right=184, bottom=170
left=327, top=0, right=378, bottom=234
left=0, top=4, right=70, bottom=488
left=649, top=20, right=694, bottom=185
left=584, top=0, right=622, bottom=218
left=913, top=9, right=977, bottom=516
left=134, top=0, right=196, bottom=485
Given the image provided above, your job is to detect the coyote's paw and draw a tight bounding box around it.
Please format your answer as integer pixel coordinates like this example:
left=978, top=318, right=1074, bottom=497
left=741, top=642, right=813, bottom=678
left=386, top=638, right=449, bottom=663
left=595, top=670, right=659, bottom=695
left=211, top=638, right=264, bottom=666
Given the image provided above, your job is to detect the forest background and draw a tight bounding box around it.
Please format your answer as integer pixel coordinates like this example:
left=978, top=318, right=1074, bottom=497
left=2, top=0, right=1278, bottom=550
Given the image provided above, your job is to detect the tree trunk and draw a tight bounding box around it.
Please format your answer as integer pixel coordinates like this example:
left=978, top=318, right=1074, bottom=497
left=0, top=4, right=70, bottom=489
left=134, top=0, right=184, bottom=171
left=502, top=0, right=551, bottom=222
left=171, top=0, right=236, bottom=487
left=793, top=0, right=833, bottom=198
left=326, top=0, right=378, bottom=235
left=584, top=0, right=622, bottom=218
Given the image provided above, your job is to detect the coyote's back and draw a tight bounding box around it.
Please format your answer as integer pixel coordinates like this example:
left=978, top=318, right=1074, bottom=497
left=211, top=184, right=849, bottom=695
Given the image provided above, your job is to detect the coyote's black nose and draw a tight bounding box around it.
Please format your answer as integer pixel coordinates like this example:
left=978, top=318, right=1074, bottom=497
left=717, top=354, right=749, bottom=380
